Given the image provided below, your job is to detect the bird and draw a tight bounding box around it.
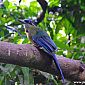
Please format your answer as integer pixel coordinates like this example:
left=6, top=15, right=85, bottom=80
left=19, top=19, right=65, bottom=83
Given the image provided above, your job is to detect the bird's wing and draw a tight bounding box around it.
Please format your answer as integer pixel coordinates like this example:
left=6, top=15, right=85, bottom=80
left=41, top=36, right=57, bottom=51
left=32, top=34, right=57, bottom=54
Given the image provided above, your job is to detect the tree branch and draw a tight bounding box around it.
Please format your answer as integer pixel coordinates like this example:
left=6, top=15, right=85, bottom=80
left=34, top=0, right=48, bottom=25
left=0, top=41, right=85, bottom=81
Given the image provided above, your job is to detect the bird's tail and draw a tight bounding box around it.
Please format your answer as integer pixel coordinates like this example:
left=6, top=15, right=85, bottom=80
left=51, top=54, right=65, bottom=83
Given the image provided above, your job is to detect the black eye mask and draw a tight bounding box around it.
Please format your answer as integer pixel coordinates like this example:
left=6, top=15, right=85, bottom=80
left=26, top=29, right=29, bottom=33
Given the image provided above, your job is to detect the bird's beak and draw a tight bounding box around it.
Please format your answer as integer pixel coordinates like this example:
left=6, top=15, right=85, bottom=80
left=19, top=19, right=26, bottom=24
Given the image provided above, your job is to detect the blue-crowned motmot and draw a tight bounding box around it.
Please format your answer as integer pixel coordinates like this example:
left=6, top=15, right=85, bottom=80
left=19, top=19, right=65, bottom=83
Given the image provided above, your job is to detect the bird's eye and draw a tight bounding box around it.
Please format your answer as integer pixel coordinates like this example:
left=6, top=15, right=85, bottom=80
left=26, top=30, right=29, bottom=33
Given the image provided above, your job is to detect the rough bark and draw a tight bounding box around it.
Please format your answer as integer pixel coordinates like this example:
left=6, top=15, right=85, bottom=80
left=0, top=41, right=85, bottom=81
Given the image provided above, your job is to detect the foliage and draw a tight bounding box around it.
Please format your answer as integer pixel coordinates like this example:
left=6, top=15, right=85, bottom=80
left=0, top=0, right=85, bottom=85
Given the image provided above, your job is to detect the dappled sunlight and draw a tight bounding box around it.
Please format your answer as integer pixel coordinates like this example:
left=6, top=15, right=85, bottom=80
left=8, top=0, right=34, bottom=6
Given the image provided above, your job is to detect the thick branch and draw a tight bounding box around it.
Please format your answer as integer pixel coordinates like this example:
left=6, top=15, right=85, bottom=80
left=0, top=41, right=85, bottom=81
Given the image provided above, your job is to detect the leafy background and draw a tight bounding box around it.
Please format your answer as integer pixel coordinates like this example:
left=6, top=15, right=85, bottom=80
left=0, top=0, right=85, bottom=85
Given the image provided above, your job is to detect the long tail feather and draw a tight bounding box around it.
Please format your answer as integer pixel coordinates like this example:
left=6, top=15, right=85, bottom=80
left=51, top=54, right=65, bottom=83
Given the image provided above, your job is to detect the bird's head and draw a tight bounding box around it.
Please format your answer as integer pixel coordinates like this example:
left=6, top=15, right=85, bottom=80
left=19, top=19, right=38, bottom=37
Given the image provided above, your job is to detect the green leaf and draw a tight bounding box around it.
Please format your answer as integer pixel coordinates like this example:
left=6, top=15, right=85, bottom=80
left=0, top=9, right=3, bottom=17
left=4, top=0, right=9, bottom=8
left=22, top=67, right=34, bottom=85
left=49, top=0, right=60, bottom=7
left=0, top=76, right=4, bottom=85
left=22, top=67, right=30, bottom=85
